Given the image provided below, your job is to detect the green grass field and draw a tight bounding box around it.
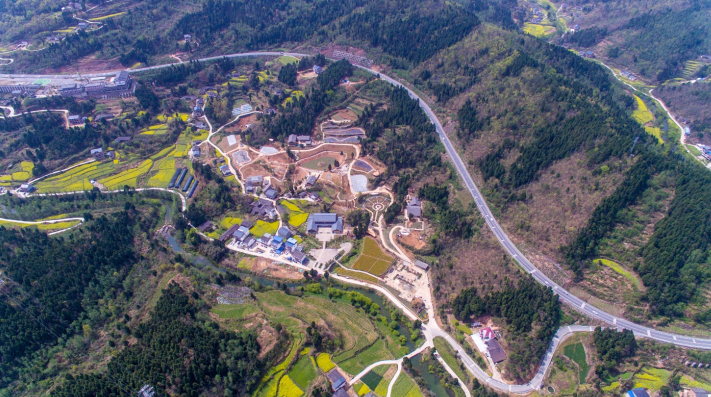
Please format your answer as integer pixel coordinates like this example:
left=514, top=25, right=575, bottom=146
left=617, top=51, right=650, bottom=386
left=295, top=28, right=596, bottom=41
left=687, top=144, right=702, bottom=156
left=593, top=258, right=643, bottom=290
left=563, top=342, right=590, bottom=383
left=361, top=369, right=384, bottom=390
left=333, top=266, right=380, bottom=284
left=210, top=303, right=259, bottom=319
left=433, top=337, right=468, bottom=383
left=276, top=55, right=299, bottom=65
left=450, top=319, right=473, bottom=335
left=0, top=218, right=80, bottom=232
left=338, top=338, right=396, bottom=375
left=391, top=372, right=424, bottom=397
left=289, top=355, right=318, bottom=390
left=352, top=238, right=394, bottom=276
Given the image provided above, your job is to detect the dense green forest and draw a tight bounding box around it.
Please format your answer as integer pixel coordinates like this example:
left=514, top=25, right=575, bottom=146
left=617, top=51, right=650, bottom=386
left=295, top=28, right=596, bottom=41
left=451, top=277, right=561, bottom=382
left=337, top=1, right=479, bottom=64
left=0, top=211, right=140, bottom=388
left=593, top=327, right=637, bottom=377
left=52, top=283, right=263, bottom=397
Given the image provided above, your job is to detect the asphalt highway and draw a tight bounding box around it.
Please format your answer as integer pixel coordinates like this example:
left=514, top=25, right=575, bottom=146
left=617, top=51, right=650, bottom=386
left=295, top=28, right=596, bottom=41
left=369, top=69, right=711, bottom=351
left=5, top=51, right=711, bottom=351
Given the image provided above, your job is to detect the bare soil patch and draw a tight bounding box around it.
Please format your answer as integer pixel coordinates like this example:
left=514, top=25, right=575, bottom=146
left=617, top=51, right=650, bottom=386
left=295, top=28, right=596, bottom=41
left=54, top=54, right=123, bottom=73
left=434, top=227, right=522, bottom=305
left=330, top=109, right=357, bottom=122
left=498, top=152, right=631, bottom=261
left=252, top=257, right=304, bottom=280
left=239, top=160, right=286, bottom=181
left=295, top=144, right=357, bottom=161
left=398, top=230, right=426, bottom=250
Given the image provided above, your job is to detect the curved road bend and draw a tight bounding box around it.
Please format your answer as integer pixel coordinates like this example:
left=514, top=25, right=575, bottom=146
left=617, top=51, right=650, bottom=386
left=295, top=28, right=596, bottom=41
left=355, top=66, right=711, bottom=350
left=6, top=51, right=711, bottom=391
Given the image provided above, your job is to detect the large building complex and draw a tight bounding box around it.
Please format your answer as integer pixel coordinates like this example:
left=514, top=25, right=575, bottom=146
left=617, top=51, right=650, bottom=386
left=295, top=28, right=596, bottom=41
left=59, top=71, right=134, bottom=99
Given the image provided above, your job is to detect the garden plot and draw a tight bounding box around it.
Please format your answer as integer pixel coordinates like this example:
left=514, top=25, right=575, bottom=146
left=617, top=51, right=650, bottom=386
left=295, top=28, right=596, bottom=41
left=98, top=159, right=153, bottom=190
left=352, top=238, right=394, bottom=276
left=281, top=200, right=310, bottom=227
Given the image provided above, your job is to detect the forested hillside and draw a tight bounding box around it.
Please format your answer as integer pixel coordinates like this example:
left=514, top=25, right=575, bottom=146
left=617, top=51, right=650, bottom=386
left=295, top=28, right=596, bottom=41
left=3, top=0, right=478, bottom=73
left=52, top=283, right=262, bottom=397
left=404, top=24, right=642, bottom=282
left=0, top=212, right=138, bottom=389
left=452, top=277, right=561, bottom=382
left=558, top=0, right=711, bottom=82
left=393, top=21, right=711, bottom=326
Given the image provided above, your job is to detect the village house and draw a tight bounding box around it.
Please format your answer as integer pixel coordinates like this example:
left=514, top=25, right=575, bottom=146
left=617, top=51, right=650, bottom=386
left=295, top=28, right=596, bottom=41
left=406, top=196, right=422, bottom=220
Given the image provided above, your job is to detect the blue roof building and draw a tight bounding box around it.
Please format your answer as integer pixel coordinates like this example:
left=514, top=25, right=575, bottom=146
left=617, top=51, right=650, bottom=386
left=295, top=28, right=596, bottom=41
left=628, top=389, right=650, bottom=397
left=271, top=235, right=284, bottom=249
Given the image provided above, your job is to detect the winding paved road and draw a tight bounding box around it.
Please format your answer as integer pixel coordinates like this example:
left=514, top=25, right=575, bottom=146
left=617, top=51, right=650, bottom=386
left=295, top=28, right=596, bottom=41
left=6, top=51, right=711, bottom=394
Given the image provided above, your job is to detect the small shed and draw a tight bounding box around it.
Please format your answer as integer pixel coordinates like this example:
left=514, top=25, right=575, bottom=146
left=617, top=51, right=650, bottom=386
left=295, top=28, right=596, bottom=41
left=414, top=260, right=429, bottom=271
left=326, top=369, right=346, bottom=391
left=277, top=227, right=293, bottom=239
left=197, top=221, right=214, bottom=233
left=486, top=339, right=506, bottom=364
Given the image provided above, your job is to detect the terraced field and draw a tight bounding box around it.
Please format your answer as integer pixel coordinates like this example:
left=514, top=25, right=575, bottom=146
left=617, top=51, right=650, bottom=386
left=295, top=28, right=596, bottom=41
left=352, top=237, right=394, bottom=276
left=632, top=95, right=654, bottom=125
left=98, top=159, right=153, bottom=190
left=35, top=161, right=118, bottom=193
left=88, top=12, right=126, bottom=21
left=0, top=161, right=34, bottom=185
left=391, top=372, right=424, bottom=397
left=633, top=367, right=671, bottom=393
left=523, top=23, right=552, bottom=38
